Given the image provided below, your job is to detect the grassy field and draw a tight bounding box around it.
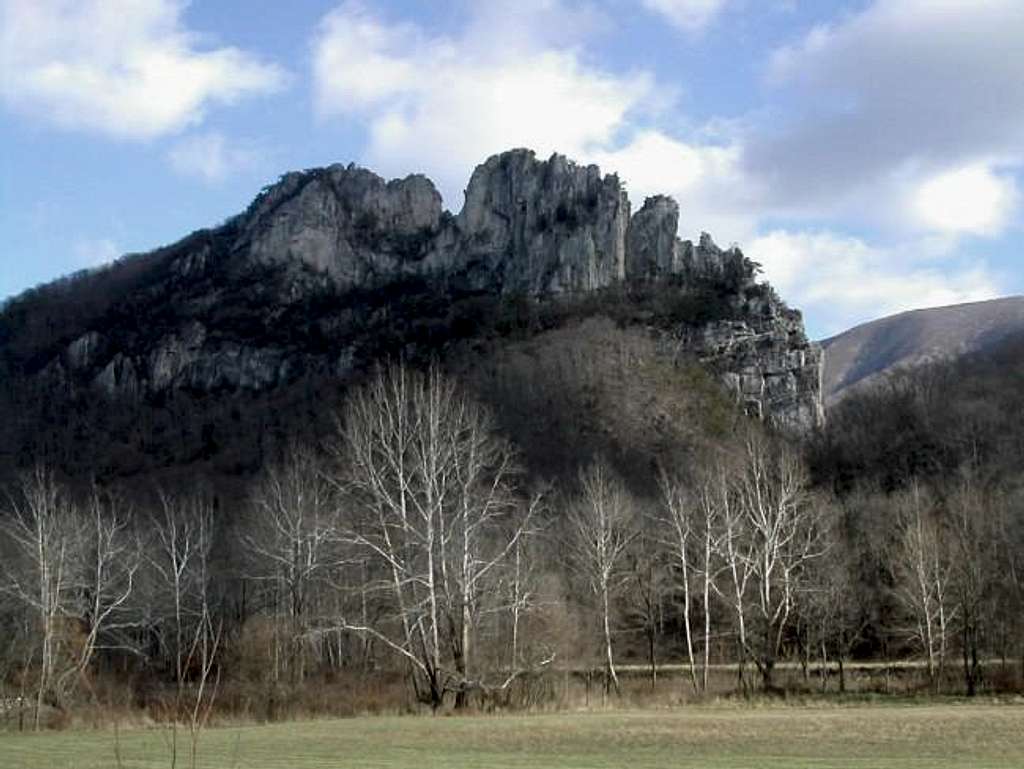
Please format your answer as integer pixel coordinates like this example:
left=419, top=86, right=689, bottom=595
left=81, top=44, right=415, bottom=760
left=2, top=702, right=1023, bottom=769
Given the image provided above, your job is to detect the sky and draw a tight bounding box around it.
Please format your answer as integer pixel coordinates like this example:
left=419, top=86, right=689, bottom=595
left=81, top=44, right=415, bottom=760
left=1, top=0, right=1022, bottom=339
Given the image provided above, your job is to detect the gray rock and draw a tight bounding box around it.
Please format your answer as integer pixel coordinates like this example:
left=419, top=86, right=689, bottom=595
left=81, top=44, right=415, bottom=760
left=186, top=345, right=290, bottom=391
left=66, top=331, right=103, bottom=370
left=690, top=312, right=824, bottom=431
left=94, top=354, right=140, bottom=399
left=238, top=164, right=447, bottom=287
left=149, top=322, right=207, bottom=390
left=174, top=244, right=212, bottom=278
left=626, top=196, right=680, bottom=280
left=457, top=150, right=629, bottom=294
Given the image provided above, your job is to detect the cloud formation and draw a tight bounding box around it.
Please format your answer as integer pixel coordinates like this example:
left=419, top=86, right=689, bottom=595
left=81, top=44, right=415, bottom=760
left=910, top=163, right=1019, bottom=237
left=751, top=0, right=1024, bottom=229
left=167, top=131, right=263, bottom=184
left=640, top=0, right=729, bottom=33
left=748, top=230, right=1002, bottom=336
left=0, top=0, right=286, bottom=139
left=589, top=130, right=754, bottom=244
left=311, top=0, right=747, bottom=240
left=313, top=1, right=655, bottom=206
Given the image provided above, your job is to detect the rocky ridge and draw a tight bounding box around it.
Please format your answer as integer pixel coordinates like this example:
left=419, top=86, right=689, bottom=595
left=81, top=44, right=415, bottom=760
left=11, top=149, right=824, bottom=432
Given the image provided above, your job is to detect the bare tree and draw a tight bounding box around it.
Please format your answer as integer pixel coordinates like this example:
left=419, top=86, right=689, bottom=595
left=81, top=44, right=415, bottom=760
left=624, top=521, right=667, bottom=690
left=998, top=487, right=1024, bottom=682
left=734, top=433, right=829, bottom=691
left=799, top=518, right=867, bottom=694
left=714, top=456, right=755, bottom=694
left=0, top=467, right=81, bottom=728
left=499, top=520, right=546, bottom=681
left=947, top=470, right=1001, bottom=696
left=567, top=460, right=635, bottom=700
left=59, top=488, right=140, bottom=701
left=658, top=469, right=699, bottom=692
left=243, top=442, right=338, bottom=684
left=329, top=363, right=537, bottom=709
left=693, top=463, right=728, bottom=693
left=147, top=491, right=217, bottom=767
left=889, top=481, right=956, bottom=692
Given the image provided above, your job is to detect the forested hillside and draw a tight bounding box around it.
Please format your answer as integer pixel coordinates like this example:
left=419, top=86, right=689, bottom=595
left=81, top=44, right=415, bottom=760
left=0, top=150, right=821, bottom=493
left=1, top=151, right=1021, bottom=727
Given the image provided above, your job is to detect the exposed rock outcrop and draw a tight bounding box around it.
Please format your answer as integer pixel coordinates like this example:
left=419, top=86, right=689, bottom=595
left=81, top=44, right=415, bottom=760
left=238, top=165, right=449, bottom=287
left=456, top=150, right=630, bottom=294
left=7, top=148, right=824, bottom=432
left=626, top=196, right=680, bottom=279
left=694, top=314, right=824, bottom=431
left=66, top=331, right=104, bottom=371
left=95, top=353, right=140, bottom=400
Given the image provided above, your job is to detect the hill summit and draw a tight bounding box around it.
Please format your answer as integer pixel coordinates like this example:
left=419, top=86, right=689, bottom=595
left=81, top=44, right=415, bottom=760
left=822, top=295, right=1024, bottom=404
left=0, top=149, right=823, bottom=481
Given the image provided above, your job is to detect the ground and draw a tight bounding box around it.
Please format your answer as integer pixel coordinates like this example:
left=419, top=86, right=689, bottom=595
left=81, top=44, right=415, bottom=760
left=3, top=702, right=1023, bottom=768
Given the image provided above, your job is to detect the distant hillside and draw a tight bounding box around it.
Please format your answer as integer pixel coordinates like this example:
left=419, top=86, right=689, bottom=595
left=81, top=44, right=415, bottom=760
left=821, top=296, right=1024, bottom=404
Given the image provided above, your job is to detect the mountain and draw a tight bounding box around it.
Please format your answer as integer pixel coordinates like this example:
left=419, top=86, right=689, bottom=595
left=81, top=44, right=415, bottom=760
left=821, top=296, right=1024, bottom=405
left=0, top=149, right=823, bottom=487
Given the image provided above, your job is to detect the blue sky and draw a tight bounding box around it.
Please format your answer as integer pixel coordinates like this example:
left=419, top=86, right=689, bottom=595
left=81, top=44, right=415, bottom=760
left=1, top=0, right=1021, bottom=338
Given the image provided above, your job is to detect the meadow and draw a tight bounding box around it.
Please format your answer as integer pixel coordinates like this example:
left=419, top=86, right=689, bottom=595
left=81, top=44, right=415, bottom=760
left=3, top=702, right=1023, bottom=769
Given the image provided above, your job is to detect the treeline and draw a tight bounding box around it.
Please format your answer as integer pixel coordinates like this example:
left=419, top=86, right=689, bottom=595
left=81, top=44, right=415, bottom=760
left=809, top=333, right=1024, bottom=691
left=3, top=353, right=1023, bottom=728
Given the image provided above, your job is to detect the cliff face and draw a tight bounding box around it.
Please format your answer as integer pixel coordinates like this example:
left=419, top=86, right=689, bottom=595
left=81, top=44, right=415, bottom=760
left=457, top=151, right=630, bottom=294
left=3, top=149, right=823, bottom=446
left=238, top=165, right=450, bottom=286
left=694, top=312, right=824, bottom=431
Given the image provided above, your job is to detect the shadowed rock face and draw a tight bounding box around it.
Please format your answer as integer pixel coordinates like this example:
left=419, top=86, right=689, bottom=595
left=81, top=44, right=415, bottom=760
left=5, top=148, right=824, bottom=433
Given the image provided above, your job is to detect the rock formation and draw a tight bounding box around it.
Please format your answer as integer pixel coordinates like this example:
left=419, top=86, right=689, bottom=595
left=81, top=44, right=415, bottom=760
left=238, top=165, right=449, bottom=286
left=6, top=148, right=824, bottom=433
left=456, top=150, right=630, bottom=294
left=626, top=195, right=680, bottom=279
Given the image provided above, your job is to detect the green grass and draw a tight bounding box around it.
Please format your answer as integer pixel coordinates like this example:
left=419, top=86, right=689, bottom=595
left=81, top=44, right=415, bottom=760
left=3, top=703, right=1023, bottom=768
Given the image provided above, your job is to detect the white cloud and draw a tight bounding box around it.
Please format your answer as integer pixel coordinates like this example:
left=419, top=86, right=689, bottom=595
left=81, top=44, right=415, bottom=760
left=590, top=130, right=756, bottom=244
left=592, top=130, right=738, bottom=200
left=747, top=230, right=1003, bottom=336
left=641, top=0, right=728, bottom=33
left=72, top=237, right=120, bottom=268
left=752, top=0, right=1024, bottom=235
left=910, top=163, right=1019, bottom=237
left=311, top=0, right=752, bottom=226
left=168, top=131, right=263, bottom=184
left=0, top=0, right=287, bottom=139
left=312, top=1, right=659, bottom=207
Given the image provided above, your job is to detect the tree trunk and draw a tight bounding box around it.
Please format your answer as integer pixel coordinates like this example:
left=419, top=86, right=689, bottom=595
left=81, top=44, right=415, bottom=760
left=702, top=577, right=711, bottom=693
left=761, top=658, right=775, bottom=692
left=819, top=639, right=828, bottom=693
left=962, top=621, right=980, bottom=697
left=603, top=586, right=620, bottom=698
left=648, top=627, right=657, bottom=691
